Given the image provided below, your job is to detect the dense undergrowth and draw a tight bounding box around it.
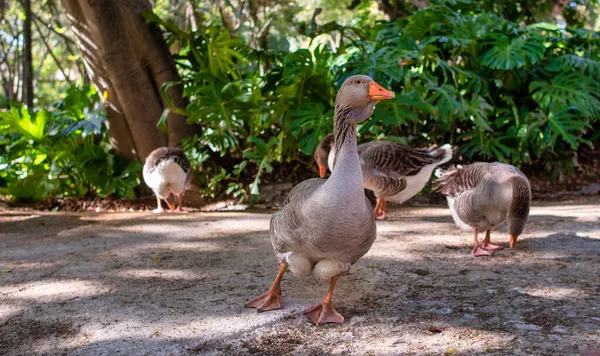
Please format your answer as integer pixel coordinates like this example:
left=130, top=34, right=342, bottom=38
left=1, top=0, right=599, bottom=202
left=156, top=0, right=599, bottom=200
left=0, top=86, right=141, bottom=201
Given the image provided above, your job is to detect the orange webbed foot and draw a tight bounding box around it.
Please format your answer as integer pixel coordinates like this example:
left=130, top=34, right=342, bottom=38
left=472, top=246, right=495, bottom=257
left=304, top=302, right=344, bottom=325
left=481, top=242, right=505, bottom=251
left=245, top=291, right=282, bottom=312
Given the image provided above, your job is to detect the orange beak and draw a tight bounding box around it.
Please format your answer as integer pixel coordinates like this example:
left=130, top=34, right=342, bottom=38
left=509, top=234, right=518, bottom=248
left=369, top=81, right=395, bottom=101
left=317, top=163, right=327, bottom=178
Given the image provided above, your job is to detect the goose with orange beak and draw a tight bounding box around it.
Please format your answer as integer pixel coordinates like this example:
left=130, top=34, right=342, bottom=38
left=314, top=137, right=453, bottom=220
left=434, top=162, right=531, bottom=257
left=245, top=75, right=394, bottom=325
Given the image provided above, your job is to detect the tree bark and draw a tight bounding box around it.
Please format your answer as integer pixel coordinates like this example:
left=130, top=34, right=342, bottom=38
left=373, top=0, right=429, bottom=20
left=23, top=0, right=34, bottom=108
left=60, top=0, right=197, bottom=162
left=549, top=0, right=569, bottom=19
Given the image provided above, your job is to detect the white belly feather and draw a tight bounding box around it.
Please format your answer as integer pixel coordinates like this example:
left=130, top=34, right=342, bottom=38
left=386, top=164, right=437, bottom=203
left=143, top=160, right=187, bottom=199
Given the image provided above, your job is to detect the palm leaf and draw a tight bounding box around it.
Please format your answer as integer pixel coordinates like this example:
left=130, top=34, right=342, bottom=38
left=0, top=107, right=46, bottom=141
left=479, top=34, right=545, bottom=70
left=544, top=54, right=600, bottom=80
left=530, top=72, right=600, bottom=120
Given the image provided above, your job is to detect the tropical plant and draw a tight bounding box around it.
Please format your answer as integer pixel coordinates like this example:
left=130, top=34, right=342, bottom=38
left=0, top=85, right=141, bottom=201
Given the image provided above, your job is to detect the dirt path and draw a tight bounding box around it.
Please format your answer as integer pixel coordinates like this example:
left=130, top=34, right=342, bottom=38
left=1, top=197, right=599, bottom=355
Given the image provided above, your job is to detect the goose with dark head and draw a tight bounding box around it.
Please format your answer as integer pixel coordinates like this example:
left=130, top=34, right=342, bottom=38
left=143, top=147, right=192, bottom=213
left=434, top=162, right=531, bottom=257
left=314, top=135, right=453, bottom=220
left=245, top=75, right=394, bottom=325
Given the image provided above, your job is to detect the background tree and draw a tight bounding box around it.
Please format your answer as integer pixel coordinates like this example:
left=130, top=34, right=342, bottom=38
left=60, top=0, right=196, bottom=161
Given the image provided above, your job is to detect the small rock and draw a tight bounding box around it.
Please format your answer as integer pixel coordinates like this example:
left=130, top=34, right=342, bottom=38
left=552, top=325, right=568, bottom=334
left=514, top=323, right=543, bottom=331
left=581, top=183, right=600, bottom=195
left=350, top=316, right=366, bottom=324
left=590, top=317, right=600, bottom=322
left=410, top=268, right=429, bottom=276
left=480, top=305, right=498, bottom=314
left=420, top=300, right=445, bottom=308
left=463, top=314, right=477, bottom=320
left=273, top=183, right=293, bottom=191
left=433, top=308, right=453, bottom=315
left=486, top=289, right=496, bottom=295
left=486, top=316, right=501, bottom=324
left=548, top=334, right=562, bottom=341
left=566, top=311, right=577, bottom=318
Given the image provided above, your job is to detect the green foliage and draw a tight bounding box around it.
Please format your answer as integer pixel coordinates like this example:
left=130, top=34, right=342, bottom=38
left=338, top=1, right=599, bottom=172
left=0, top=85, right=141, bottom=201
left=152, top=0, right=599, bottom=200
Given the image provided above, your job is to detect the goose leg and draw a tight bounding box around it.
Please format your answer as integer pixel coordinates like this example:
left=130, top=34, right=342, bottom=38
left=175, top=193, right=184, bottom=212
left=472, top=228, right=494, bottom=257
left=481, top=230, right=504, bottom=250
left=245, top=263, right=287, bottom=312
left=163, top=196, right=176, bottom=212
left=373, top=198, right=388, bottom=220
left=152, top=195, right=164, bottom=213
left=304, top=276, right=344, bottom=325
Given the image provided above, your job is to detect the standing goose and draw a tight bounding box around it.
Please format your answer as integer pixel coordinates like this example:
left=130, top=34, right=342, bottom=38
left=314, top=136, right=453, bottom=220
left=245, top=75, right=395, bottom=324
left=434, top=162, right=531, bottom=257
left=143, top=147, right=192, bottom=213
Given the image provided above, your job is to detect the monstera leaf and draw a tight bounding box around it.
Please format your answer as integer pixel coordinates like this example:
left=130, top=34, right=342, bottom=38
left=479, top=34, right=545, bottom=70
left=530, top=72, right=600, bottom=120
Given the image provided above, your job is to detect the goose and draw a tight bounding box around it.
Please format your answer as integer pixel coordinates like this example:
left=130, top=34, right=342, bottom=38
left=142, top=147, right=192, bottom=213
left=433, top=162, right=531, bottom=257
left=314, top=136, right=453, bottom=220
left=245, top=75, right=395, bottom=325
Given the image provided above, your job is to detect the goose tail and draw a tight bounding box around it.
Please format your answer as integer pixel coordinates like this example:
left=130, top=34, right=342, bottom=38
left=429, top=143, right=454, bottom=166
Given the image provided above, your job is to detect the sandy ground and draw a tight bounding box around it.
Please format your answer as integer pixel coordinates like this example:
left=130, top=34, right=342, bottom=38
left=1, top=197, right=599, bottom=356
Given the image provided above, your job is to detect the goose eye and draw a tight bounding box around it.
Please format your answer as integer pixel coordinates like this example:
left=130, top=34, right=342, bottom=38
left=356, top=80, right=362, bottom=84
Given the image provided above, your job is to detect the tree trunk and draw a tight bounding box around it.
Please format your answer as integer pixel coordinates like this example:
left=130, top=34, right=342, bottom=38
left=60, top=0, right=197, bottom=162
left=376, top=0, right=429, bottom=20
left=23, top=0, right=33, bottom=108
left=549, top=0, right=569, bottom=19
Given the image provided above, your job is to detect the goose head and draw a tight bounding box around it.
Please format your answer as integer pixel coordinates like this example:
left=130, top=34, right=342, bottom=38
left=335, top=75, right=395, bottom=124
left=314, top=134, right=334, bottom=178
left=507, top=179, right=532, bottom=248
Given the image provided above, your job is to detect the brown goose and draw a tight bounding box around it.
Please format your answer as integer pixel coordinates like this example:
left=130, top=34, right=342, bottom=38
left=142, top=147, right=192, bottom=213
left=245, top=75, right=395, bottom=325
left=314, top=136, right=453, bottom=220
left=434, top=162, right=531, bottom=257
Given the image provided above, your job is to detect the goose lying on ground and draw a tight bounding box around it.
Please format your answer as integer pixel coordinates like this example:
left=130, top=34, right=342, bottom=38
left=143, top=147, right=192, bottom=213
left=245, top=75, right=395, bottom=324
left=314, top=136, right=453, bottom=220
left=434, top=162, right=531, bottom=257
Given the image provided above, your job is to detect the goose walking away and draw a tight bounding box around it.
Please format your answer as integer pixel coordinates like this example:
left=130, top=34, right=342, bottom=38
left=434, top=162, right=531, bottom=257
left=314, top=136, right=453, bottom=220
left=245, top=75, right=395, bottom=324
left=143, top=147, right=192, bottom=213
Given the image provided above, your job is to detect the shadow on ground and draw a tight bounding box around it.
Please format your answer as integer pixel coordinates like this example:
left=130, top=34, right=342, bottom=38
left=1, top=196, right=599, bottom=355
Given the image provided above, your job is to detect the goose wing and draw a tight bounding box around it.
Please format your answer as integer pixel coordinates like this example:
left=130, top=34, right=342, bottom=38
left=359, top=141, right=446, bottom=196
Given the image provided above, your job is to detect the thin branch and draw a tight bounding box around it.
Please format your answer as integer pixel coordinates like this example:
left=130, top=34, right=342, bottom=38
left=33, top=18, right=72, bottom=85
left=32, top=13, right=76, bottom=45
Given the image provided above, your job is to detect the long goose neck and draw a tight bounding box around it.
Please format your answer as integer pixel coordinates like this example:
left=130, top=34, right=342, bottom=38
left=507, top=176, right=531, bottom=236
left=329, top=108, right=362, bottom=185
